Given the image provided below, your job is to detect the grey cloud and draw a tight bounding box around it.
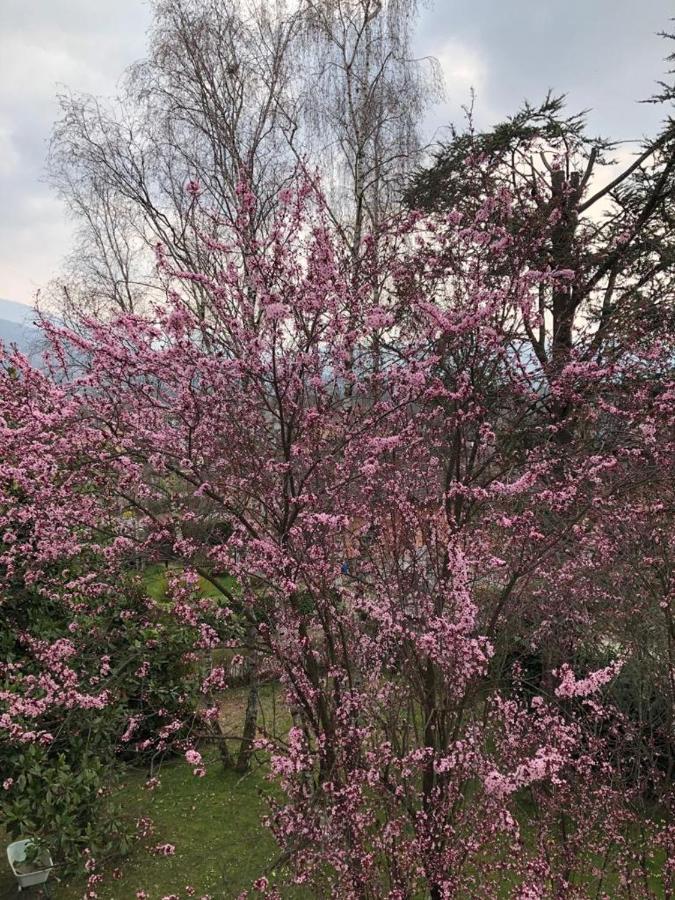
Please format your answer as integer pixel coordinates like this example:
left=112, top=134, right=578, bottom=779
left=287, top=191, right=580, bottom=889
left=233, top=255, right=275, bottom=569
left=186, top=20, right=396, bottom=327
left=418, top=0, right=673, bottom=139
left=0, top=0, right=152, bottom=305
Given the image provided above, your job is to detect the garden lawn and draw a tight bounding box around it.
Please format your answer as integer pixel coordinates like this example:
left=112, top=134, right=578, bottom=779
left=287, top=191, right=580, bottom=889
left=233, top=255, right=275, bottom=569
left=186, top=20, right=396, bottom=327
left=142, top=564, right=238, bottom=604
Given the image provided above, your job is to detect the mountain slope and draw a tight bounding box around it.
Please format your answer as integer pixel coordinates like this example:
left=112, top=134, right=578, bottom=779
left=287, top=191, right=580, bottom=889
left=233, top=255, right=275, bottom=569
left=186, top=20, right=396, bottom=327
left=0, top=298, right=42, bottom=356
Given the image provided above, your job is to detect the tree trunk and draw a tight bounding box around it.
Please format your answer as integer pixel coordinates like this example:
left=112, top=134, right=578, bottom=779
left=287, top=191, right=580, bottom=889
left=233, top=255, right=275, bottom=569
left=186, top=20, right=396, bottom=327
left=235, top=642, right=259, bottom=773
left=214, top=711, right=235, bottom=770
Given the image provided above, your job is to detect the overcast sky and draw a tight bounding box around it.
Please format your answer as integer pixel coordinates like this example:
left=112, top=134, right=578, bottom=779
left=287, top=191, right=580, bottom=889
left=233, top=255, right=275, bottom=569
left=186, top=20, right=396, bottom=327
left=1, top=0, right=672, bottom=307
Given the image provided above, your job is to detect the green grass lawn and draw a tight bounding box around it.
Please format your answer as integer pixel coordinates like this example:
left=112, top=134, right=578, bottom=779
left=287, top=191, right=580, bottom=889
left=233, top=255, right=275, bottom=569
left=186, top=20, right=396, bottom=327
left=142, top=564, right=238, bottom=604
left=69, top=752, right=278, bottom=899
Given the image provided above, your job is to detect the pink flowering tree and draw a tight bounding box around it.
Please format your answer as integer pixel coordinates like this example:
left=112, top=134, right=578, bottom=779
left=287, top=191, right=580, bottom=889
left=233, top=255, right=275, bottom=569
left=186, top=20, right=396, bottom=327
left=1, top=173, right=674, bottom=896
left=0, top=362, right=234, bottom=869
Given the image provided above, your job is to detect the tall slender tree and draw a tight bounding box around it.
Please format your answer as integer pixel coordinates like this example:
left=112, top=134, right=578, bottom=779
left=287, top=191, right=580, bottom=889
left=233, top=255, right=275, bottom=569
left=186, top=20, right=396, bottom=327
left=48, top=0, right=439, bottom=318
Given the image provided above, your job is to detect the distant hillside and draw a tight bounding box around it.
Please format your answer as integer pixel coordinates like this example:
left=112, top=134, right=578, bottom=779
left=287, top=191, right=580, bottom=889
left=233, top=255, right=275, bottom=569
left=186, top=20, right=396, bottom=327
left=0, top=298, right=43, bottom=357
